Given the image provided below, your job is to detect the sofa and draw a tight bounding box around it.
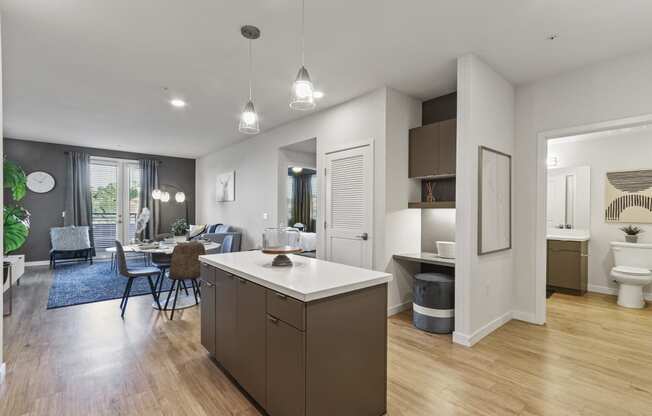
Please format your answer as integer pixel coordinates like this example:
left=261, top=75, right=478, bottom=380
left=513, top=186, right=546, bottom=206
left=189, top=223, right=242, bottom=253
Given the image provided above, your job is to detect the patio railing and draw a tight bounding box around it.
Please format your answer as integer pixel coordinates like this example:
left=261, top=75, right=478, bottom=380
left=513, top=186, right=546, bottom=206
left=92, top=212, right=137, bottom=250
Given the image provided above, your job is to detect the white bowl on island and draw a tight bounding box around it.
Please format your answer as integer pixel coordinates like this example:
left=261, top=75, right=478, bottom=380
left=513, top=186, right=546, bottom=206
left=436, top=241, right=456, bottom=259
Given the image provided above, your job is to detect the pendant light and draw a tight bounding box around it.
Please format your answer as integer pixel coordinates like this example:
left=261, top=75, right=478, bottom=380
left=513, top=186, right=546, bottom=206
left=290, top=0, right=316, bottom=110
left=239, top=25, right=261, bottom=134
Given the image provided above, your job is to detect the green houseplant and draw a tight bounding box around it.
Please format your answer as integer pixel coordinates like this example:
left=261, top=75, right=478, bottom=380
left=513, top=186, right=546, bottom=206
left=620, top=225, right=643, bottom=243
left=171, top=218, right=188, bottom=242
left=3, top=158, right=31, bottom=254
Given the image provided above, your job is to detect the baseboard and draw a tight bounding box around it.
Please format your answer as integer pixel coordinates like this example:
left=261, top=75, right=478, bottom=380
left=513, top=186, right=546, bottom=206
left=588, top=284, right=652, bottom=301
left=387, top=301, right=412, bottom=317
left=512, top=310, right=543, bottom=325
left=452, top=311, right=513, bottom=347
left=26, top=257, right=112, bottom=268
left=25, top=260, right=50, bottom=267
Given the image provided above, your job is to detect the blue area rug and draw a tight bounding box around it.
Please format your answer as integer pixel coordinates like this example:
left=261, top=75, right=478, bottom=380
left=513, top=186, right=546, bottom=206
left=47, top=260, right=172, bottom=309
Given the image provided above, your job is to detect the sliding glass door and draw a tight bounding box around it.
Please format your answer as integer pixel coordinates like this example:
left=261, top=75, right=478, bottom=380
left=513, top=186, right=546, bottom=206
left=89, top=157, right=141, bottom=253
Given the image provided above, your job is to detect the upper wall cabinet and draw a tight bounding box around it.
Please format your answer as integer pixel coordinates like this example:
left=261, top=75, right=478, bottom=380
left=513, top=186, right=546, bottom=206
left=408, top=118, right=457, bottom=178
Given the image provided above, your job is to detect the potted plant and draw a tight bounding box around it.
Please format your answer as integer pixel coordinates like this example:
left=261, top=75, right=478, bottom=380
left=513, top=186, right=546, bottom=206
left=620, top=225, right=644, bottom=243
left=3, top=158, right=31, bottom=287
left=171, top=218, right=189, bottom=242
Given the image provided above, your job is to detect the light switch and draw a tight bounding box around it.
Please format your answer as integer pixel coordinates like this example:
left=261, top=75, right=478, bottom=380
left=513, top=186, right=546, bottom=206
left=262, top=212, right=268, bottom=220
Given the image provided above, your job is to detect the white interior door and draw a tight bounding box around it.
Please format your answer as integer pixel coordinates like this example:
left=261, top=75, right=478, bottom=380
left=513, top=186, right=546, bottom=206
left=324, top=144, right=373, bottom=269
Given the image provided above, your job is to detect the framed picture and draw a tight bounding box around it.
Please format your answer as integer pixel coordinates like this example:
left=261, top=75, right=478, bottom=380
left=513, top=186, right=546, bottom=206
left=605, top=169, right=652, bottom=223
left=478, top=146, right=512, bottom=255
left=216, top=171, right=235, bottom=202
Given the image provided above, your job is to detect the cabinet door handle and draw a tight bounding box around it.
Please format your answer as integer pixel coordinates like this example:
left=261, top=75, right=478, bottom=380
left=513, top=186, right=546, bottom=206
left=268, top=315, right=279, bottom=324
left=238, top=278, right=247, bottom=284
left=198, top=279, right=215, bottom=287
left=275, top=293, right=287, bottom=300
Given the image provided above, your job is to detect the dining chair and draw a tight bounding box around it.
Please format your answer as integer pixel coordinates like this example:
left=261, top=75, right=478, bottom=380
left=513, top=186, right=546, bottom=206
left=115, top=240, right=162, bottom=318
left=165, top=242, right=206, bottom=320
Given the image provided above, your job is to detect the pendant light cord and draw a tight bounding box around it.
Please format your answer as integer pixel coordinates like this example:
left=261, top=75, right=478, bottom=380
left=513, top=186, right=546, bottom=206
left=248, top=39, right=253, bottom=100
left=301, top=0, right=305, bottom=66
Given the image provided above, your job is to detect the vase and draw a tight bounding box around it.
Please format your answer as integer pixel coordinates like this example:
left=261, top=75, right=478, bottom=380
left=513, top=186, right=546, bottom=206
left=625, top=235, right=638, bottom=243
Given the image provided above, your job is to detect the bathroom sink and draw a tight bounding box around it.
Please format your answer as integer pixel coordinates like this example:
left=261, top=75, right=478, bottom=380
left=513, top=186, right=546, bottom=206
left=436, top=241, right=456, bottom=259
left=546, top=228, right=590, bottom=241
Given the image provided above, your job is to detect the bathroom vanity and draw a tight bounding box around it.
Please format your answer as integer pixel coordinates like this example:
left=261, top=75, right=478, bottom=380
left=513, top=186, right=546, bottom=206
left=547, top=230, right=590, bottom=295
left=198, top=250, right=392, bottom=416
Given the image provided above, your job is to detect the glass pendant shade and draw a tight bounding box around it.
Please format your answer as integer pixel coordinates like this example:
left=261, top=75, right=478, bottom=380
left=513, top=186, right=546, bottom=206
left=239, top=100, right=260, bottom=134
left=175, top=191, right=186, bottom=203
left=290, top=66, right=316, bottom=110
left=152, top=188, right=162, bottom=200
left=160, top=191, right=170, bottom=203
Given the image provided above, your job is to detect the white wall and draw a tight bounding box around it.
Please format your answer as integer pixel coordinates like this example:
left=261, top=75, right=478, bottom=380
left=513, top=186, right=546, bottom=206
left=455, top=54, right=515, bottom=346
left=384, top=88, right=422, bottom=314
left=548, top=131, right=652, bottom=297
left=1, top=13, right=4, bottom=379
left=421, top=209, right=456, bottom=252
left=196, top=87, right=422, bottom=313
left=197, top=88, right=386, bottom=252
left=514, top=48, right=652, bottom=321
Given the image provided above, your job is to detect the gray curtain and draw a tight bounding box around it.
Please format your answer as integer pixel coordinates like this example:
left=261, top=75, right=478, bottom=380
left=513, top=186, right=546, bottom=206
left=139, top=159, right=160, bottom=240
left=64, top=151, right=95, bottom=255
left=292, top=173, right=313, bottom=232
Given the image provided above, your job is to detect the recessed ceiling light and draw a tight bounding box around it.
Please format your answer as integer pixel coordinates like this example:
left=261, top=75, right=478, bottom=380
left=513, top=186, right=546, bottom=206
left=546, top=33, right=559, bottom=41
left=313, top=91, right=324, bottom=99
left=170, top=98, right=187, bottom=108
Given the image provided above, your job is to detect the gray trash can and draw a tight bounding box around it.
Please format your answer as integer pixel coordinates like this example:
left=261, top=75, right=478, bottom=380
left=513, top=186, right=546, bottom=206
left=413, top=272, right=454, bottom=334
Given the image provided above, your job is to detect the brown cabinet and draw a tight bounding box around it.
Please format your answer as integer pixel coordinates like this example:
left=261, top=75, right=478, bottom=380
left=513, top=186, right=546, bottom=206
left=266, top=315, right=306, bottom=416
left=547, top=239, right=588, bottom=295
left=200, top=262, right=388, bottom=416
left=234, top=277, right=267, bottom=407
left=199, top=263, right=216, bottom=356
left=214, top=268, right=237, bottom=372
left=409, top=118, right=456, bottom=178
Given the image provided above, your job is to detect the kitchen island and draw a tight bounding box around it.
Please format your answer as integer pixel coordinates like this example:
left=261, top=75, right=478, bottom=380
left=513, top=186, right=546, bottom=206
left=198, top=250, right=392, bottom=416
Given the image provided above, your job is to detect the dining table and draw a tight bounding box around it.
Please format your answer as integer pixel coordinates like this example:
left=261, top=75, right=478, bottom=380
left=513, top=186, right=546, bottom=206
left=107, top=240, right=221, bottom=310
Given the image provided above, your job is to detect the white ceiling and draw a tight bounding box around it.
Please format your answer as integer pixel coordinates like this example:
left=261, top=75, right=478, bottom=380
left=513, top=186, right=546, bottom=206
left=3, top=0, right=652, bottom=158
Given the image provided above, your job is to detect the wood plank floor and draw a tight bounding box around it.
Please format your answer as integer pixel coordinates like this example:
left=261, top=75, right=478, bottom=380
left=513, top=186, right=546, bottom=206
left=2, top=267, right=652, bottom=415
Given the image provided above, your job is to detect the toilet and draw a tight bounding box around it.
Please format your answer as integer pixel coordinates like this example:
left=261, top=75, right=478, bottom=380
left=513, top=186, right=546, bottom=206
left=610, top=242, right=652, bottom=308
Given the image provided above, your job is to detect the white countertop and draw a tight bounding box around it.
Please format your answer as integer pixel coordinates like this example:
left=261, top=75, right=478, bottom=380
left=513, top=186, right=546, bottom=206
left=199, top=250, right=392, bottom=302
left=546, top=228, right=591, bottom=241
left=393, top=252, right=455, bottom=267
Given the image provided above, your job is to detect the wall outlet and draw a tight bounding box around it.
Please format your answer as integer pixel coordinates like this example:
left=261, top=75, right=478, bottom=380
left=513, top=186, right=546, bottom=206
left=262, top=212, right=268, bottom=220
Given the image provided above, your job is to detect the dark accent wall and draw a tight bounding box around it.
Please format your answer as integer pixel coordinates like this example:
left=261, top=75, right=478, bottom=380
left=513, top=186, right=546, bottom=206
left=3, top=138, right=196, bottom=261
left=422, top=92, right=457, bottom=125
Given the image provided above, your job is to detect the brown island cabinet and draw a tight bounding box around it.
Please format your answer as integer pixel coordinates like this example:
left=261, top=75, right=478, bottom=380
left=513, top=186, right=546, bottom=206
left=198, top=250, right=392, bottom=416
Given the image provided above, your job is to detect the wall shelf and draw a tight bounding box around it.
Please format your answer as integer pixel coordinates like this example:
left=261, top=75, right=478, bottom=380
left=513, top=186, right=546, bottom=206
left=408, top=201, right=455, bottom=209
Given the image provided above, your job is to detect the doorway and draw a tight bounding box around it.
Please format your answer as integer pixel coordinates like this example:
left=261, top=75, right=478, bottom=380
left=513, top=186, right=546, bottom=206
left=535, top=114, right=652, bottom=323
left=278, top=138, right=319, bottom=257
left=89, top=157, right=141, bottom=254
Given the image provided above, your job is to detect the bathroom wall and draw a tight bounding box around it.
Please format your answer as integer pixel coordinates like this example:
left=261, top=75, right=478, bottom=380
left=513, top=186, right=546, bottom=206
left=548, top=128, right=652, bottom=298
left=421, top=209, right=455, bottom=253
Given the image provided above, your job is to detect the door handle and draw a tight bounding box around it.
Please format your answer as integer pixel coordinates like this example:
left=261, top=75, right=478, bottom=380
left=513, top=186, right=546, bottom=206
left=357, top=232, right=368, bottom=240
left=267, top=315, right=279, bottom=324
left=198, top=278, right=215, bottom=287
